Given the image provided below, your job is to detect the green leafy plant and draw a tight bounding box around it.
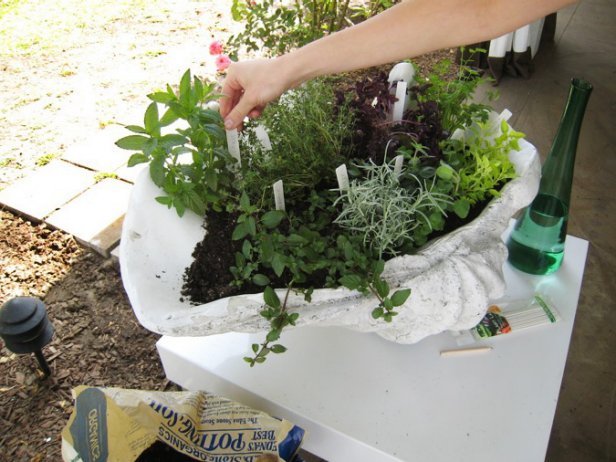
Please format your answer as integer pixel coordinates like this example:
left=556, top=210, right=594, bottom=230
left=122, top=60, right=525, bottom=367
left=417, top=50, right=491, bottom=133
left=35, top=153, right=58, bottom=167
left=227, top=0, right=399, bottom=59
left=334, top=158, right=452, bottom=258
left=115, top=69, right=236, bottom=217
left=442, top=118, right=523, bottom=205
left=240, top=78, right=355, bottom=204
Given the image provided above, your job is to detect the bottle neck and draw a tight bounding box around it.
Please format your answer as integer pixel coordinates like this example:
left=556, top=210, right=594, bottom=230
left=539, top=78, right=593, bottom=207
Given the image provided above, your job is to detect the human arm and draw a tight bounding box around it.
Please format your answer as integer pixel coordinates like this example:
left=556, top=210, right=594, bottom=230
left=220, top=0, right=576, bottom=129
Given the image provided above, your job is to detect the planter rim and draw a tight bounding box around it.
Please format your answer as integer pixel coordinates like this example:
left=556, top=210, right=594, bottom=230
left=120, top=134, right=540, bottom=343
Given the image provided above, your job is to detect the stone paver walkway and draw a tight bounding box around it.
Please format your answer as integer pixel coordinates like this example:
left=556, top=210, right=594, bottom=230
left=0, top=131, right=145, bottom=257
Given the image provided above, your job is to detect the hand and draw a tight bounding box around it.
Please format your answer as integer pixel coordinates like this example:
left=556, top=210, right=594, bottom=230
left=219, top=58, right=291, bottom=130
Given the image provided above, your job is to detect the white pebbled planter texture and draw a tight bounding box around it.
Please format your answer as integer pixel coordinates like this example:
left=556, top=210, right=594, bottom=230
left=120, top=130, right=540, bottom=344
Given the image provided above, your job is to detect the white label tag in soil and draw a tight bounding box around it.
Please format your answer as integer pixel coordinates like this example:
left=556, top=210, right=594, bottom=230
left=226, top=129, right=241, bottom=162
left=273, top=180, right=285, bottom=211
left=392, top=81, right=407, bottom=122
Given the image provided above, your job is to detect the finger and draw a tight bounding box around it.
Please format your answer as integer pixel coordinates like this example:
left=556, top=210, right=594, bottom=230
left=224, top=94, right=259, bottom=129
left=248, top=107, right=263, bottom=119
left=219, top=74, right=243, bottom=119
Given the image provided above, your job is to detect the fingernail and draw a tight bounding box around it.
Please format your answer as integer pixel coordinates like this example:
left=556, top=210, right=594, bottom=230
left=224, top=118, right=234, bottom=129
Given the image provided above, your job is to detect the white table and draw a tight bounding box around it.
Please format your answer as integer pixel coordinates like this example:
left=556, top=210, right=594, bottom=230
left=157, top=233, right=588, bottom=462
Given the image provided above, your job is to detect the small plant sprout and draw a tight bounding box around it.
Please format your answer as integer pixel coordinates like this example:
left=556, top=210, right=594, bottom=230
left=35, top=153, right=58, bottom=167
left=93, top=172, right=119, bottom=183
left=244, top=286, right=298, bottom=367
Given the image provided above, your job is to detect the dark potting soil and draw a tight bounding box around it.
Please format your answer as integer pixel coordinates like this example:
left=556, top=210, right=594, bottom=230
left=181, top=210, right=250, bottom=303
left=181, top=195, right=492, bottom=306
left=136, top=441, right=307, bottom=462
left=182, top=209, right=328, bottom=305
left=136, top=441, right=195, bottom=462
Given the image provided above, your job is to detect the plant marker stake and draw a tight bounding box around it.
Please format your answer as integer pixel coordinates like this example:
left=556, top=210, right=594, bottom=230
left=335, top=164, right=349, bottom=192
left=450, top=128, right=465, bottom=141
left=255, top=125, right=272, bottom=151
left=394, top=155, right=404, bottom=178
left=499, top=108, right=513, bottom=123
left=388, top=62, right=415, bottom=88
left=226, top=129, right=241, bottom=163
left=273, top=180, right=285, bottom=211
left=392, top=81, right=407, bottom=123
left=440, top=346, right=492, bottom=357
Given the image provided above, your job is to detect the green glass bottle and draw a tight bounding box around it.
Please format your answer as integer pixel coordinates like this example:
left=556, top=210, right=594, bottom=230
left=507, top=78, right=593, bottom=274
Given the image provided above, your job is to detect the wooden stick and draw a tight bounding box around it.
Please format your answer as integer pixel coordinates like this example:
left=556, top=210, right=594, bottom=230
left=440, top=346, right=492, bottom=357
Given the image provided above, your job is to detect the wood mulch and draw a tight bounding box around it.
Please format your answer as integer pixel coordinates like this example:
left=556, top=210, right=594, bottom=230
left=0, top=209, right=172, bottom=461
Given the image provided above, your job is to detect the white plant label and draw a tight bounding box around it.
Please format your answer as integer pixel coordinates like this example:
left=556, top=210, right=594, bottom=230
left=336, top=164, right=349, bottom=192
left=394, top=155, right=404, bottom=178
left=392, top=81, right=407, bottom=123
left=499, top=108, right=513, bottom=123
left=255, top=125, right=273, bottom=151
left=225, top=129, right=241, bottom=162
left=273, top=180, right=285, bottom=211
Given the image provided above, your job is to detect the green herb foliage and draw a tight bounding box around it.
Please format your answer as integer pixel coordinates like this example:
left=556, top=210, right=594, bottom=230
left=334, top=159, right=452, bottom=258
left=121, top=59, right=526, bottom=366
left=417, top=53, right=491, bottom=133
left=115, top=70, right=236, bottom=217
left=227, top=1, right=399, bottom=59
left=442, top=118, right=524, bottom=205
left=240, top=79, right=355, bottom=205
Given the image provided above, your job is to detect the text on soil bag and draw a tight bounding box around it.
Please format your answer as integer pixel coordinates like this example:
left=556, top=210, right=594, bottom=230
left=149, top=399, right=279, bottom=459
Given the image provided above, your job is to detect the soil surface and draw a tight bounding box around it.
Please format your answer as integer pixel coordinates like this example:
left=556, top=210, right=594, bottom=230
left=0, top=1, right=456, bottom=461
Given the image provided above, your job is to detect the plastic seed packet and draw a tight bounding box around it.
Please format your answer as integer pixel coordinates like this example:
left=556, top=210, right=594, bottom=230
left=453, top=294, right=560, bottom=345
left=61, top=386, right=304, bottom=462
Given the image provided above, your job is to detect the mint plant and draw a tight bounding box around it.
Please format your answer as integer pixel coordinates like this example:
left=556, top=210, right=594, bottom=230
left=116, top=70, right=236, bottom=217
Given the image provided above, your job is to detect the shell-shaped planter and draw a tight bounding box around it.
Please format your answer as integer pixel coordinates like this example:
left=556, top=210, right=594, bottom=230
left=120, top=138, right=540, bottom=344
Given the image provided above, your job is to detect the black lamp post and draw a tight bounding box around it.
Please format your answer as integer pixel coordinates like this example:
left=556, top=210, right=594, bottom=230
left=0, top=297, right=54, bottom=376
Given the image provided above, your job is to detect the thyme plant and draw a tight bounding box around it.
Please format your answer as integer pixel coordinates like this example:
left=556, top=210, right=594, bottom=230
left=240, top=78, right=355, bottom=205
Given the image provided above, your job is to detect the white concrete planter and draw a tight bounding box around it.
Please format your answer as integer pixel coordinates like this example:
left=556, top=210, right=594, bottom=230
left=120, top=133, right=540, bottom=344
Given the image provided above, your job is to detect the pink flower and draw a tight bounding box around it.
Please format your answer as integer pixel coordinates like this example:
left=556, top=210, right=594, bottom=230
left=215, top=54, right=232, bottom=72
left=209, top=40, right=224, bottom=55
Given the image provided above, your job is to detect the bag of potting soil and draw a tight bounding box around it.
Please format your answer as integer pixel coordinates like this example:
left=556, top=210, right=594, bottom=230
left=61, top=386, right=304, bottom=462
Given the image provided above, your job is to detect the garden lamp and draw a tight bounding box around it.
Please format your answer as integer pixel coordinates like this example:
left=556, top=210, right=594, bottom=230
left=0, top=297, right=54, bottom=376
